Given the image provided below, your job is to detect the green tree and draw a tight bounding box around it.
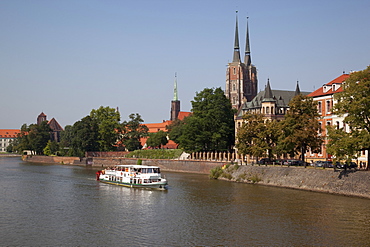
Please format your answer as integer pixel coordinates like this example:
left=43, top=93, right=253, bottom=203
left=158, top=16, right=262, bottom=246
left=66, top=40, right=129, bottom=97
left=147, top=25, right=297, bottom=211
left=69, top=116, right=100, bottom=157
left=120, top=113, right=149, bottom=151
left=43, top=140, right=59, bottom=156
left=170, top=87, right=235, bottom=152
left=90, top=106, right=121, bottom=151
left=27, top=122, right=52, bottom=155
left=329, top=66, right=370, bottom=168
left=236, top=113, right=281, bottom=162
left=59, top=125, right=73, bottom=156
left=278, top=94, right=322, bottom=164
left=146, top=130, right=169, bottom=148
left=326, top=125, right=360, bottom=164
left=12, top=124, right=30, bottom=153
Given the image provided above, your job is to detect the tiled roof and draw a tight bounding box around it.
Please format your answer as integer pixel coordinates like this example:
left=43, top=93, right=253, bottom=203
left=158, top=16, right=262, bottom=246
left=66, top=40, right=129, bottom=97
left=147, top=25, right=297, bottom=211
left=145, top=120, right=172, bottom=133
left=177, top=111, right=191, bottom=120
left=307, top=74, right=349, bottom=98
left=140, top=111, right=190, bottom=148
left=48, top=118, right=64, bottom=131
left=0, top=129, right=20, bottom=138
left=237, top=89, right=310, bottom=117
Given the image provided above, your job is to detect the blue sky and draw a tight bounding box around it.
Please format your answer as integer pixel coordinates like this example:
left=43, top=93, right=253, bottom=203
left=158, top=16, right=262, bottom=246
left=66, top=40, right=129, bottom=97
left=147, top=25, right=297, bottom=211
left=1, top=0, right=369, bottom=128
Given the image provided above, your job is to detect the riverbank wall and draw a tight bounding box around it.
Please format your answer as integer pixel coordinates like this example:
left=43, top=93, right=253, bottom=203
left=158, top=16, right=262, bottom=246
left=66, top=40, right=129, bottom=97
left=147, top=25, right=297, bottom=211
left=220, top=165, right=370, bottom=199
left=22, top=155, right=369, bottom=199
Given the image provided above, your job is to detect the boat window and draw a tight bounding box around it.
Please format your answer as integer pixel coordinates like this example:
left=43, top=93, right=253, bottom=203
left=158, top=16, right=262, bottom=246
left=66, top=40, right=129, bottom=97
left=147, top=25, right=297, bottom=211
left=148, top=168, right=153, bottom=173
left=142, top=168, right=147, bottom=173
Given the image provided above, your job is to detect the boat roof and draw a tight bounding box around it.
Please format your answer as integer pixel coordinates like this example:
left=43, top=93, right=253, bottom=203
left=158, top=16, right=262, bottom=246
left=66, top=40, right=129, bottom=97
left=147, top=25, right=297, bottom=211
left=115, top=165, right=160, bottom=169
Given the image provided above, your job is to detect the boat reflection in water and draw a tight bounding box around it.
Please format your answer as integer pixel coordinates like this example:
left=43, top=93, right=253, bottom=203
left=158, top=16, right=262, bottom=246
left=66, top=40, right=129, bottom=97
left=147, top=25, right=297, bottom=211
left=96, top=165, right=168, bottom=190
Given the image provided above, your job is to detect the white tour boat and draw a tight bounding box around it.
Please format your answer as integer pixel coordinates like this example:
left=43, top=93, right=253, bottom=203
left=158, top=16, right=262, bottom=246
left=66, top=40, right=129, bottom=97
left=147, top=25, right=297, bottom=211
left=96, top=165, right=168, bottom=190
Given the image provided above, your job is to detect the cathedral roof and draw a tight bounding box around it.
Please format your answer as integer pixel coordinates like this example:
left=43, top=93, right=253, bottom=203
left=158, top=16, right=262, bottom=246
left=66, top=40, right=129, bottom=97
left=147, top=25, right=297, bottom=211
left=237, top=86, right=310, bottom=117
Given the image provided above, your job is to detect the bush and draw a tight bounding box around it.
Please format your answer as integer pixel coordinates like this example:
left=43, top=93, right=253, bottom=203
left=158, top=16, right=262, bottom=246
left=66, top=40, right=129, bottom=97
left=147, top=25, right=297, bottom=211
left=248, top=174, right=262, bottom=184
left=209, top=166, right=224, bottom=179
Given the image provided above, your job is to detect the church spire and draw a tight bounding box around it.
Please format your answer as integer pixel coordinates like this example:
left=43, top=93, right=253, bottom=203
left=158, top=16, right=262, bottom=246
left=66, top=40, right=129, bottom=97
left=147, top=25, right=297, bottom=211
left=173, top=72, right=178, bottom=101
left=232, top=11, right=241, bottom=63
left=264, top=78, right=274, bottom=100
left=244, top=17, right=251, bottom=67
left=295, top=81, right=301, bottom=96
left=170, top=73, right=180, bottom=121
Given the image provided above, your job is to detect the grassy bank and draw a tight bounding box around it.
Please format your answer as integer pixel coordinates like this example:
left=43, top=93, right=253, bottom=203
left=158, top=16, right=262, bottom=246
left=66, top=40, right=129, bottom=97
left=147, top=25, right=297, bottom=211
left=125, top=149, right=184, bottom=159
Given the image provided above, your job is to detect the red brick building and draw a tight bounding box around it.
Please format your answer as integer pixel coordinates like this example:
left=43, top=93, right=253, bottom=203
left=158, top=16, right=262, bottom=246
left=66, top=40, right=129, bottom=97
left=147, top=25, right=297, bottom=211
left=305, top=73, right=368, bottom=164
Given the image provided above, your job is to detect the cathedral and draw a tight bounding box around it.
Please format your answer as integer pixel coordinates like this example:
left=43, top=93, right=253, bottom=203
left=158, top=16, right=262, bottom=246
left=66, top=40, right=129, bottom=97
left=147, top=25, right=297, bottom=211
left=225, top=13, right=258, bottom=110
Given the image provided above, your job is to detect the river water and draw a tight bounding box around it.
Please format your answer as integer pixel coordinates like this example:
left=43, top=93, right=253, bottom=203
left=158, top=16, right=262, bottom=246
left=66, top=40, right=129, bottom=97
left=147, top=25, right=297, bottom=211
left=1, top=156, right=369, bottom=246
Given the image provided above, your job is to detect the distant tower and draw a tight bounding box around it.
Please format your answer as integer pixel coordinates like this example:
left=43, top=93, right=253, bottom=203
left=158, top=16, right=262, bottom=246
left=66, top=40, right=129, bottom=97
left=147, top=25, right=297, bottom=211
left=37, top=112, right=47, bottom=125
left=170, top=73, right=180, bottom=121
left=225, top=13, right=258, bottom=110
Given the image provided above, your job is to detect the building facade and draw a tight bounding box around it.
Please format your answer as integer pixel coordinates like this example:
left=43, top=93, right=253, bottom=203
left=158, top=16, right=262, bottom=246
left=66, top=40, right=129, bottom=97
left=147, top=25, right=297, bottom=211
left=225, top=14, right=258, bottom=110
left=306, top=73, right=367, bottom=166
left=0, top=129, right=20, bottom=152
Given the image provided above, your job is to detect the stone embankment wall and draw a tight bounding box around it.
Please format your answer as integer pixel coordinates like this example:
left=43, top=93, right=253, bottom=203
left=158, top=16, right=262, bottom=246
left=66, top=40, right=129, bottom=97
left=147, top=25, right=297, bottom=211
left=22, top=155, right=370, bottom=199
left=86, top=157, right=221, bottom=174
left=23, top=155, right=85, bottom=165
left=222, top=165, right=370, bottom=199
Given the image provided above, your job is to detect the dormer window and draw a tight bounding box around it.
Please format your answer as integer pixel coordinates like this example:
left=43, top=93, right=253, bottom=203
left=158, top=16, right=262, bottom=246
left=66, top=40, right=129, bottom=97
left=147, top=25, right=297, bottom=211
left=323, top=85, right=331, bottom=93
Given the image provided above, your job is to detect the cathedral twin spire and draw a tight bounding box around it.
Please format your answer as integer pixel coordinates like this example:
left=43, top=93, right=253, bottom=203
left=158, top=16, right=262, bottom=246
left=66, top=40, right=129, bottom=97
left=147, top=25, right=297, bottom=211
left=233, top=11, right=251, bottom=67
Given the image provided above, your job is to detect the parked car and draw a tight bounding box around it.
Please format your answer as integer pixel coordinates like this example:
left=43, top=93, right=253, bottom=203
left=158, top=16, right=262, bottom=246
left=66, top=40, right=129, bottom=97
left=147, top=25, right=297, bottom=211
left=335, top=162, right=357, bottom=170
left=314, top=161, right=333, bottom=168
left=258, top=158, right=272, bottom=165
left=284, top=159, right=304, bottom=166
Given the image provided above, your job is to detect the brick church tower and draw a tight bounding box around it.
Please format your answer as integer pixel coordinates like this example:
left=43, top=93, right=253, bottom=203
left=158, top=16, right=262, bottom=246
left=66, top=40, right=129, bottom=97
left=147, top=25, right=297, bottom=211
left=170, top=73, right=180, bottom=121
left=225, top=13, right=258, bottom=110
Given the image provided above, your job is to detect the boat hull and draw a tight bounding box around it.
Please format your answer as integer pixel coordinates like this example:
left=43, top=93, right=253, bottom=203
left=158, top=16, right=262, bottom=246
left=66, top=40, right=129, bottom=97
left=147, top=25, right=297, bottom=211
left=98, top=179, right=168, bottom=190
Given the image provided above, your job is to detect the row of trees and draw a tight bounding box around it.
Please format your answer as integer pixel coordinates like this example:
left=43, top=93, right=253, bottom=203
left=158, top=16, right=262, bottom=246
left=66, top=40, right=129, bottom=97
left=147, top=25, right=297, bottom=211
left=10, top=107, right=150, bottom=156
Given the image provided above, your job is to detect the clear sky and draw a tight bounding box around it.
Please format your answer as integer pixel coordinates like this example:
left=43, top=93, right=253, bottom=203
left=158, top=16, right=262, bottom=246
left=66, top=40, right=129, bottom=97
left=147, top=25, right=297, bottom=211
left=1, top=0, right=369, bottom=129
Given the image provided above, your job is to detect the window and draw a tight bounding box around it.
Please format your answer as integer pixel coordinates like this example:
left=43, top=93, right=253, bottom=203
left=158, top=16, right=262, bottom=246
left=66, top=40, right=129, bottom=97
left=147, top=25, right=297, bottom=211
left=318, top=101, right=322, bottom=114
left=336, top=121, right=340, bottom=129
left=233, top=68, right=236, bottom=75
left=233, top=83, right=236, bottom=91
left=326, top=121, right=331, bottom=135
left=326, top=100, right=331, bottom=113
left=266, top=107, right=270, bottom=114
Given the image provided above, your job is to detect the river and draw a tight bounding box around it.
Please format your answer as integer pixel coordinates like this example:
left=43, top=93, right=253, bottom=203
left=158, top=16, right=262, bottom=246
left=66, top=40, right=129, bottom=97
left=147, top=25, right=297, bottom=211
left=1, top=156, right=369, bottom=246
